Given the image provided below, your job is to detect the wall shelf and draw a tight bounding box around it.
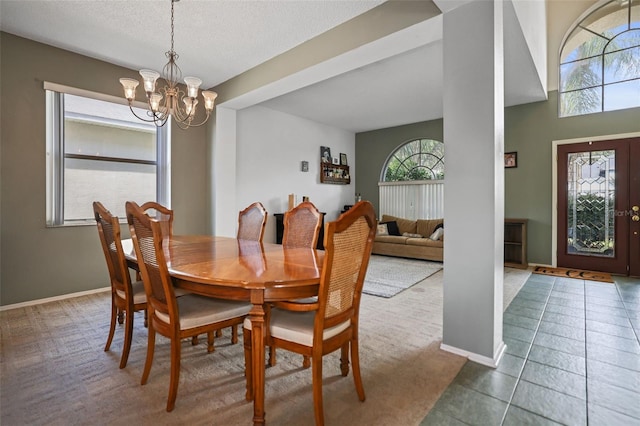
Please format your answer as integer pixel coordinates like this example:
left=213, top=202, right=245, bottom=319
left=320, top=162, right=350, bottom=185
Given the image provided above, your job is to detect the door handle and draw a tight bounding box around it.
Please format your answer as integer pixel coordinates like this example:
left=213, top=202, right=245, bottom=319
left=632, top=206, right=639, bottom=222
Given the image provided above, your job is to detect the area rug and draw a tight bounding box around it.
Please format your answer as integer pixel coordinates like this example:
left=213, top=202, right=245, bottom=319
left=363, top=255, right=443, bottom=298
left=533, top=266, right=614, bottom=283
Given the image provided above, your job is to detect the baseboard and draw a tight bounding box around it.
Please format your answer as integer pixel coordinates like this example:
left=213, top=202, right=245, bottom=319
left=0, top=287, right=110, bottom=312
left=440, top=341, right=506, bottom=368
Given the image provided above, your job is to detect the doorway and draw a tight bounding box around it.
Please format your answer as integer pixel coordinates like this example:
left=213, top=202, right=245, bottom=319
left=557, top=138, right=639, bottom=276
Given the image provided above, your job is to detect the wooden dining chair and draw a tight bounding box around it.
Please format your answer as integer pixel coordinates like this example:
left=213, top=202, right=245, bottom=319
left=237, top=202, right=267, bottom=242
left=126, top=201, right=252, bottom=412
left=282, top=201, right=322, bottom=249
left=93, top=201, right=147, bottom=369
left=243, top=201, right=377, bottom=425
left=140, top=201, right=173, bottom=238
left=270, top=200, right=323, bottom=367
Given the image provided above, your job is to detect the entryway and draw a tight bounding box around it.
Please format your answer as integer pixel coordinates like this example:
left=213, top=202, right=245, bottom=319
left=556, top=137, right=640, bottom=277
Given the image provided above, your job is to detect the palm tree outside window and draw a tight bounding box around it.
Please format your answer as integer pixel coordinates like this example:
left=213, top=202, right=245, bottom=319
left=559, top=0, right=640, bottom=117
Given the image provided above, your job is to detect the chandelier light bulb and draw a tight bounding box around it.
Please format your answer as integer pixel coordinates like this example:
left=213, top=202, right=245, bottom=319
left=184, top=77, right=202, bottom=98
left=139, top=69, right=160, bottom=93
left=119, top=78, right=139, bottom=101
left=202, top=91, right=218, bottom=111
left=150, top=93, right=163, bottom=112
left=183, top=97, right=198, bottom=117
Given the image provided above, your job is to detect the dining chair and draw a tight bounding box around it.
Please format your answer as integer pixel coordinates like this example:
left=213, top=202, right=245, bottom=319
left=243, top=201, right=377, bottom=425
left=282, top=201, right=322, bottom=249
left=140, top=201, right=173, bottom=238
left=270, top=200, right=323, bottom=367
left=126, top=201, right=252, bottom=412
left=237, top=202, right=268, bottom=242
left=93, top=201, right=147, bottom=369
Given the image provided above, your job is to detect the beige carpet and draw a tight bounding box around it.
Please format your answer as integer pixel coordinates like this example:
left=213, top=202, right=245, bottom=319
left=0, top=267, right=531, bottom=426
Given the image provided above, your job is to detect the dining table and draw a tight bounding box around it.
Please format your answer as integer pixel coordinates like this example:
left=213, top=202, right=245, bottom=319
left=122, top=235, right=323, bottom=425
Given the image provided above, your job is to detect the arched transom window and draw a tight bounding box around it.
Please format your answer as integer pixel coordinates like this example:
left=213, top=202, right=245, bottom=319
left=382, top=138, right=444, bottom=182
left=559, top=0, right=640, bottom=117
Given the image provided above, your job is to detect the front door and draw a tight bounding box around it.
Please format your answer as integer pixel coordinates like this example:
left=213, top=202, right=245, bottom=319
left=557, top=138, right=640, bottom=276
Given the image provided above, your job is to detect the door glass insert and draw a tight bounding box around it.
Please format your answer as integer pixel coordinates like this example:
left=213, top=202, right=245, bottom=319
left=567, top=150, right=615, bottom=257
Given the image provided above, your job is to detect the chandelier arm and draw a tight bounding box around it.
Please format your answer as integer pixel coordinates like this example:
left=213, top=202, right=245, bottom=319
left=173, top=110, right=212, bottom=128
left=126, top=104, right=169, bottom=128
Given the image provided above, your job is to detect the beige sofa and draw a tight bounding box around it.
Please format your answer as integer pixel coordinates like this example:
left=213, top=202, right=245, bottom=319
left=373, top=214, right=443, bottom=262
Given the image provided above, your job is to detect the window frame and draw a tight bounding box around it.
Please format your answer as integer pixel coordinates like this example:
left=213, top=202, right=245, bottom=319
left=380, top=138, right=445, bottom=183
left=45, top=82, right=170, bottom=227
left=559, top=0, right=640, bottom=117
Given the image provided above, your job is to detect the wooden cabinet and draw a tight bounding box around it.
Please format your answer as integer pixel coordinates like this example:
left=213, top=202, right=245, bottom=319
left=505, top=218, right=528, bottom=269
left=274, top=212, right=326, bottom=250
left=320, top=162, right=350, bottom=184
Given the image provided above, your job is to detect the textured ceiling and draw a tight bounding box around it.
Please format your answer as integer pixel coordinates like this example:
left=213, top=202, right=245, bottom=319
left=1, top=0, right=571, bottom=132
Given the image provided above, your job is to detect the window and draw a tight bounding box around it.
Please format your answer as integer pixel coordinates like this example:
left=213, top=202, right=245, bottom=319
left=379, top=138, right=444, bottom=220
left=382, top=138, right=444, bottom=182
left=559, top=0, right=640, bottom=117
left=45, top=85, right=170, bottom=226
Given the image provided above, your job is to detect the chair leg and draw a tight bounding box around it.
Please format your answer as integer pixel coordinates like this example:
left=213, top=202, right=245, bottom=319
left=340, top=343, right=349, bottom=376
left=120, top=307, right=134, bottom=369
left=302, top=355, right=310, bottom=369
left=143, top=309, right=148, bottom=328
left=269, top=346, right=277, bottom=367
left=104, top=298, right=117, bottom=352
left=207, top=331, right=215, bottom=353
left=166, top=335, right=181, bottom=412
left=351, top=338, right=365, bottom=402
left=243, top=327, right=253, bottom=401
left=216, top=329, right=223, bottom=338
left=312, top=355, right=325, bottom=426
left=231, top=324, right=238, bottom=344
left=191, top=335, right=199, bottom=345
left=141, top=323, right=156, bottom=386
left=117, top=308, right=125, bottom=325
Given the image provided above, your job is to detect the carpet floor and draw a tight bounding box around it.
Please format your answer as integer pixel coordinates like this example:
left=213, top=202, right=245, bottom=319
left=0, top=268, right=530, bottom=425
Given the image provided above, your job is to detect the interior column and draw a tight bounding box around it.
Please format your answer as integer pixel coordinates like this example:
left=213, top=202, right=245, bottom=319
left=441, top=0, right=506, bottom=367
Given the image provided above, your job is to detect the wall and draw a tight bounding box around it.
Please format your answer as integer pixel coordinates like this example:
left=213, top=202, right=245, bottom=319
left=236, top=106, right=355, bottom=243
left=0, top=33, right=208, bottom=305
left=355, top=92, right=640, bottom=265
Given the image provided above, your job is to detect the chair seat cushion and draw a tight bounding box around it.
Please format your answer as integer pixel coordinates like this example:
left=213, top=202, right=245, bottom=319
left=244, top=309, right=350, bottom=347
left=116, top=280, right=147, bottom=305
left=156, top=295, right=251, bottom=330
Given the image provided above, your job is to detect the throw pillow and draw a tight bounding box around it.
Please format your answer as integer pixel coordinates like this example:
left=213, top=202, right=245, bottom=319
left=429, top=228, right=444, bottom=241
left=434, top=222, right=444, bottom=231
left=381, top=221, right=401, bottom=236
left=377, top=223, right=389, bottom=236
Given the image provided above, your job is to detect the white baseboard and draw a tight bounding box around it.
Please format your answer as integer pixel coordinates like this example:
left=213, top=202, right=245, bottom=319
left=440, top=341, right=506, bottom=368
left=0, top=287, right=110, bottom=312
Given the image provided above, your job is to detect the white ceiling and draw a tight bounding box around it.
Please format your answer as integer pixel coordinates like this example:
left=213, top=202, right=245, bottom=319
left=0, top=0, right=551, bottom=133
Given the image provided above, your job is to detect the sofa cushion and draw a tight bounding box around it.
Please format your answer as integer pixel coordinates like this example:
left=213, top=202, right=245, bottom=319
left=380, top=220, right=401, bottom=236
left=406, top=238, right=443, bottom=248
left=416, top=219, right=443, bottom=238
left=374, top=235, right=409, bottom=244
left=381, top=215, right=416, bottom=235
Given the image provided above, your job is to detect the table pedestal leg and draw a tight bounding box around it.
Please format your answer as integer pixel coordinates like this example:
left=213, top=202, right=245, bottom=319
left=250, top=302, right=266, bottom=425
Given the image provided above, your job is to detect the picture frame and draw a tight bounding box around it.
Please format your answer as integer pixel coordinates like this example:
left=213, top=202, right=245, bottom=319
left=320, top=146, right=331, bottom=163
left=301, top=160, right=309, bottom=172
left=340, top=153, right=348, bottom=166
left=332, top=157, right=340, bottom=165
left=504, top=152, right=517, bottom=168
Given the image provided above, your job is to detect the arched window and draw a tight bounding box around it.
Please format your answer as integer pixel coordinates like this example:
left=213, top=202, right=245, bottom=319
left=382, top=138, right=444, bottom=182
left=559, top=0, right=640, bottom=117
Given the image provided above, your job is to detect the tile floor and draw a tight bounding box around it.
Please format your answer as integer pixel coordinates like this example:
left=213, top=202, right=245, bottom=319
left=421, top=273, right=640, bottom=426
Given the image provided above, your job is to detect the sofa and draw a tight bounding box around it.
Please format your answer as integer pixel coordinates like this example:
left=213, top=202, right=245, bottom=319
left=373, top=214, right=443, bottom=262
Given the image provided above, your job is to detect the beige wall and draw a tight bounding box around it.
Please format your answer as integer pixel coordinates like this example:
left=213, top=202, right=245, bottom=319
left=0, top=32, right=209, bottom=305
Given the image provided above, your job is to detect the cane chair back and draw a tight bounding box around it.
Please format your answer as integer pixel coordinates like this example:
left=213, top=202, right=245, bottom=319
left=282, top=201, right=322, bottom=249
left=93, top=201, right=147, bottom=369
left=243, top=201, right=376, bottom=425
left=140, top=201, right=173, bottom=238
left=237, top=202, right=267, bottom=242
left=126, top=201, right=251, bottom=412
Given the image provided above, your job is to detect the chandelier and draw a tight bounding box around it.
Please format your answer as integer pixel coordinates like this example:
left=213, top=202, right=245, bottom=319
left=119, top=0, right=217, bottom=129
